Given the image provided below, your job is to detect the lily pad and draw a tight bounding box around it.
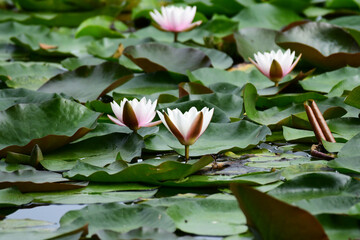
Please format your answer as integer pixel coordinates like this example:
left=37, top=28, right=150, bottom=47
left=38, top=62, right=133, bottom=102
left=0, top=97, right=100, bottom=156
left=0, top=188, right=33, bottom=207
left=234, top=27, right=280, bottom=61
left=0, top=88, right=60, bottom=111
left=75, top=15, right=127, bottom=39
left=189, top=67, right=273, bottom=89
left=0, top=168, right=86, bottom=192
left=234, top=3, right=302, bottom=30
left=166, top=198, right=247, bottom=236
left=0, top=61, right=66, bottom=90
left=64, top=155, right=214, bottom=184
left=276, top=21, right=360, bottom=70
left=149, top=121, right=271, bottom=156
left=230, top=183, right=328, bottom=240
left=11, top=31, right=94, bottom=57
left=59, top=203, right=176, bottom=236
left=123, top=42, right=212, bottom=75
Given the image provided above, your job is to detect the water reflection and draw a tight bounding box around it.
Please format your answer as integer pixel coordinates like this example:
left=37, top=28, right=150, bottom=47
left=6, top=204, right=85, bottom=227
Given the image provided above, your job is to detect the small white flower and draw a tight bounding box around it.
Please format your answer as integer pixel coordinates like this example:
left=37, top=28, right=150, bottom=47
left=150, top=6, right=202, bottom=33
left=108, top=97, right=161, bottom=131
left=157, top=107, right=214, bottom=146
left=249, top=49, right=301, bottom=86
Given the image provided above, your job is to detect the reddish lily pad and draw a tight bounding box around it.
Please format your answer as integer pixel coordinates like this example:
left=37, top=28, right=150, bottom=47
left=231, top=183, right=329, bottom=240
left=276, top=21, right=360, bottom=70
left=0, top=97, right=100, bottom=157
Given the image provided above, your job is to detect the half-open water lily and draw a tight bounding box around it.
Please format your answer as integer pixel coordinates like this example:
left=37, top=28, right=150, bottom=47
left=249, top=49, right=301, bottom=86
left=150, top=6, right=202, bottom=33
left=157, top=107, right=214, bottom=160
left=108, top=97, right=161, bottom=131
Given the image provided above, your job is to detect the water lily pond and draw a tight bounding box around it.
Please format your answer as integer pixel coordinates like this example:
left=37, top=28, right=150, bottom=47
left=1, top=0, right=360, bottom=239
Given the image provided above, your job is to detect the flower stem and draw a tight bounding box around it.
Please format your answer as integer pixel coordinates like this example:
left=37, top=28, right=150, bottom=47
left=275, top=82, right=279, bottom=87
left=185, top=145, right=189, bottom=162
left=174, top=32, right=178, bottom=42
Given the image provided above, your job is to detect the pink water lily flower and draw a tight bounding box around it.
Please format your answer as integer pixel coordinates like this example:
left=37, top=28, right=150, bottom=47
left=150, top=6, right=202, bottom=33
left=108, top=97, right=161, bottom=131
left=249, top=49, right=302, bottom=86
left=157, top=107, right=214, bottom=160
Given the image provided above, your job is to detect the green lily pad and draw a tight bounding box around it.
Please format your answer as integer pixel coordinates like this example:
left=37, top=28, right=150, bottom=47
left=11, top=31, right=94, bottom=57
left=0, top=61, right=66, bottom=90
left=317, top=215, right=360, bottom=240
left=61, top=55, right=106, bottom=71
left=0, top=168, right=86, bottom=192
left=243, top=83, right=304, bottom=128
left=64, top=155, right=214, bottom=184
left=294, top=195, right=360, bottom=215
left=0, top=188, right=33, bottom=207
left=123, top=42, right=211, bottom=75
left=161, top=171, right=282, bottom=187
left=149, top=121, right=270, bottom=156
left=234, top=27, right=280, bottom=61
left=300, top=67, right=360, bottom=93
left=276, top=21, right=360, bottom=70
left=166, top=198, right=247, bottom=236
left=0, top=88, right=61, bottom=111
left=75, top=15, right=127, bottom=39
left=338, top=132, right=360, bottom=158
left=0, top=97, right=100, bottom=156
left=112, top=71, right=185, bottom=97
left=27, top=188, right=157, bottom=205
left=189, top=67, right=273, bottom=89
left=330, top=16, right=360, bottom=45
left=234, top=3, right=302, bottom=30
left=0, top=22, right=50, bottom=44
left=269, top=172, right=352, bottom=202
left=96, top=227, right=176, bottom=240
left=38, top=62, right=133, bottom=102
left=42, top=132, right=144, bottom=171
left=59, top=203, right=176, bottom=236
left=344, top=85, right=360, bottom=109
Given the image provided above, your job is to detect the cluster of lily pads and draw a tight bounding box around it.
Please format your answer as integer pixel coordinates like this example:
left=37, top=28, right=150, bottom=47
left=0, top=0, right=360, bottom=239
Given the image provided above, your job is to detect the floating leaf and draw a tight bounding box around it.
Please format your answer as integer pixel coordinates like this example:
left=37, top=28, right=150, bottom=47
left=64, top=156, right=214, bottom=184
left=344, top=86, right=360, bottom=109
left=166, top=198, right=247, bottom=236
left=0, top=97, right=100, bottom=156
left=59, top=203, right=176, bottom=236
left=123, top=42, right=211, bottom=75
left=234, top=27, right=280, bottom=61
left=149, top=121, right=270, bottom=156
left=234, top=3, right=302, bottom=30
left=0, top=168, right=86, bottom=192
left=76, top=15, right=127, bottom=39
left=42, top=133, right=144, bottom=171
left=276, top=21, right=360, bottom=70
left=230, top=183, right=329, bottom=240
left=0, top=61, right=66, bottom=90
left=0, top=188, right=33, bottom=207
left=38, top=62, right=133, bottom=102
left=11, top=31, right=94, bottom=57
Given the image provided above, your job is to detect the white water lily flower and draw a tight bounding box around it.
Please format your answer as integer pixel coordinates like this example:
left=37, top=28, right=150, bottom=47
left=157, top=107, right=214, bottom=146
left=108, top=97, right=161, bottom=131
left=249, top=49, right=302, bottom=86
left=150, top=6, right=202, bottom=32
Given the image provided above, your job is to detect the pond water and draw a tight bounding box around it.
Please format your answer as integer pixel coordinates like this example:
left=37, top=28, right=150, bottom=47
left=6, top=204, right=85, bottom=227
